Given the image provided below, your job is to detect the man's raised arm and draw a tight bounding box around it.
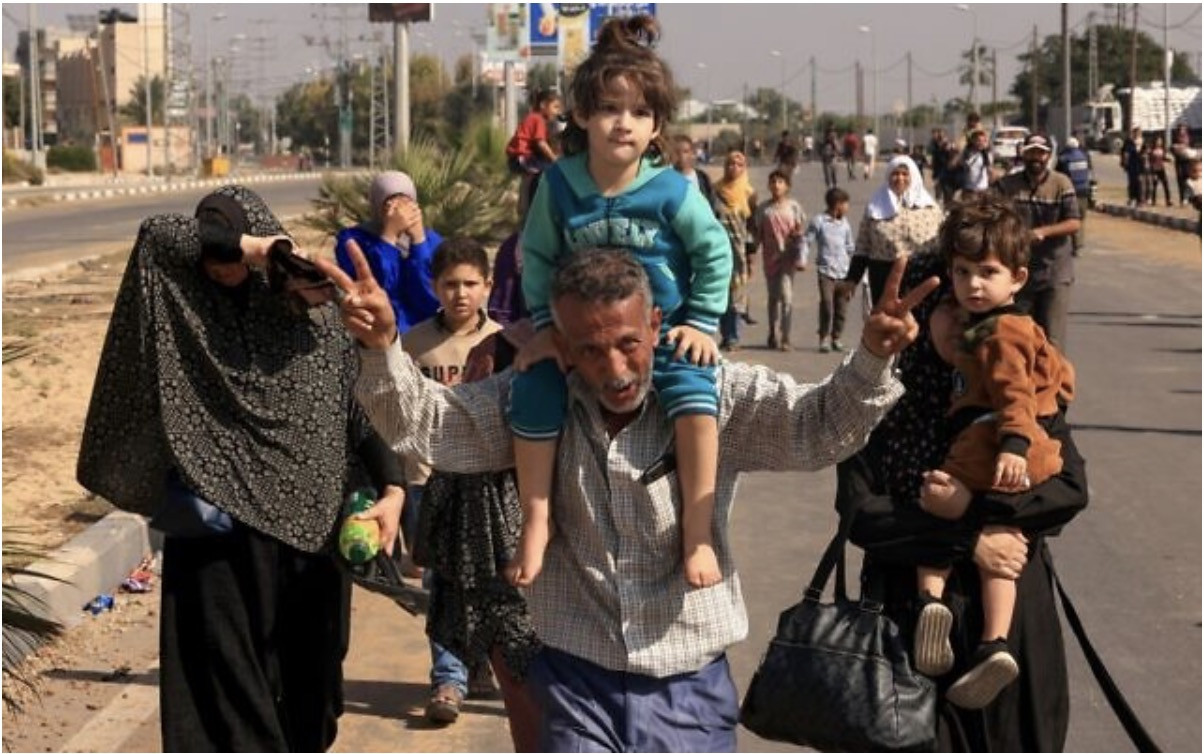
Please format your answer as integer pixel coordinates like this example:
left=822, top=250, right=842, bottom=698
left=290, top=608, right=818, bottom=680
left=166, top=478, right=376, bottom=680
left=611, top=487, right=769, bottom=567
left=317, top=240, right=514, bottom=474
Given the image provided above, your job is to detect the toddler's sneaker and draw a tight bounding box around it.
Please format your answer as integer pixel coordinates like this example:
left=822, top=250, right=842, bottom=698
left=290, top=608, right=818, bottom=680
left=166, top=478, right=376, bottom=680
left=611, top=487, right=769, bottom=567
left=945, top=638, right=1019, bottom=709
left=913, top=594, right=954, bottom=676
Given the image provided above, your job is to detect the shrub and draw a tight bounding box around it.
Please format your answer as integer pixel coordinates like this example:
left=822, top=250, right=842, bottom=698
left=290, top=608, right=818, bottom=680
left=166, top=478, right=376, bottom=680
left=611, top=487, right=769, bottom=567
left=46, top=145, right=97, bottom=172
left=2, top=151, right=44, bottom=185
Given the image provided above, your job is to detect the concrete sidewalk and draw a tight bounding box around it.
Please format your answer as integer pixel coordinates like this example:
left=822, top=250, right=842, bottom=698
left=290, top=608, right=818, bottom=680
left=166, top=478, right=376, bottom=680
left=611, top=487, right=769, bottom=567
left=2, top=171, right=323, bottom=209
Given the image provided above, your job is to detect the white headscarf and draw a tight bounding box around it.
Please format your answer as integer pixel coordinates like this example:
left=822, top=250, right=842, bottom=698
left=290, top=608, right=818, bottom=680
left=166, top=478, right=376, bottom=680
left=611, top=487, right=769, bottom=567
left=866, top=155, right=937, bottom=221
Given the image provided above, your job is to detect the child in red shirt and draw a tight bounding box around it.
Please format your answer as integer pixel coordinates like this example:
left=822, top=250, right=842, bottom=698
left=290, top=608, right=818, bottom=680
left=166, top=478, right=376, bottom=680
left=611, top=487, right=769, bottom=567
left=506, top=90, right=562, bottom=176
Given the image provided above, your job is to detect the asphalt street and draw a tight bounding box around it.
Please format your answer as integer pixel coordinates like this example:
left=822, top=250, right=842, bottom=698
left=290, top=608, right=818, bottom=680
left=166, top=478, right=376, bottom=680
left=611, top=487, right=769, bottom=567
left=1, top=175, right=323, bottom=273
left=724, top=161, right=1201, bottom=753
left=2, top=160, right=1199, bottom=752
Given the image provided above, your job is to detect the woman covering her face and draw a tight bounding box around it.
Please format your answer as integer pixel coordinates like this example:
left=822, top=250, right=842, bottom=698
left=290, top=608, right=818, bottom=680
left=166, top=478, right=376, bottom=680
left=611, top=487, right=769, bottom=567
left=78, top=185, right=405, bottom=751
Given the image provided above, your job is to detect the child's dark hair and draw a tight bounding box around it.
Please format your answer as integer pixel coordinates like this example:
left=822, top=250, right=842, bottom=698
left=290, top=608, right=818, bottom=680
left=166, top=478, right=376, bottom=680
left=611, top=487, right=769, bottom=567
left=824, top=187, right=849, bottom=209
left=940, top=193, right=1030, bottom=273
left=561, top=14, right=675, bottom=164
left=533, top=88, right=561, bottom=109
left=768, top=168, right=792, bottom=187
left=432, top=237, right=491, bottom=281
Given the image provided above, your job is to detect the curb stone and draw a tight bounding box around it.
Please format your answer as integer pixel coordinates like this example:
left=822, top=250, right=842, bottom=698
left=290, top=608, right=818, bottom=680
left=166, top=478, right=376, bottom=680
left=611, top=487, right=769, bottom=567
left=1093, top=201, right=1199, bottom=234
left=5, top=511, right=162, bottom=666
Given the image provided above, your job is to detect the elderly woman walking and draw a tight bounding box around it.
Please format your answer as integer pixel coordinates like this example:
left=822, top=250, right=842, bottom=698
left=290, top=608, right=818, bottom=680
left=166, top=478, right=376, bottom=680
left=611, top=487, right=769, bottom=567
left=844, top=154, right=943, bottom=303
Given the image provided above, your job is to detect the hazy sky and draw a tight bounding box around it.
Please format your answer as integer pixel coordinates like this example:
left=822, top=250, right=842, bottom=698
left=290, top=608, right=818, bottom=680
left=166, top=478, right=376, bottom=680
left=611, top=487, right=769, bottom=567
left=4, top=3, right=1202, bottom=116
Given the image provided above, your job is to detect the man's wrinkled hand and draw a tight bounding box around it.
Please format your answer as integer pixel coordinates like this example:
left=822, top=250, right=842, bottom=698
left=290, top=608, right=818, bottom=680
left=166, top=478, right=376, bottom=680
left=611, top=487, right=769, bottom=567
left=860, top=255, right=940, bottom=358
left=315, top=239, right=397, bottom=349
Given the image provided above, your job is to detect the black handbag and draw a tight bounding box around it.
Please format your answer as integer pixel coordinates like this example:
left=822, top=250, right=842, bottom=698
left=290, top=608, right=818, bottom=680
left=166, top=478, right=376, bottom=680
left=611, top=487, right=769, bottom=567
left=740, top=519, right=937, bottom=752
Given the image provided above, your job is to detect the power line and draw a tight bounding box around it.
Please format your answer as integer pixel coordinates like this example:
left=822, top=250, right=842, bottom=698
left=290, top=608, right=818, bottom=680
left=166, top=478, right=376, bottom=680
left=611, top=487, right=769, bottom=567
left=1138, top=5, right=1200, bottom=31
left=816, top=61, right=857, bottom=76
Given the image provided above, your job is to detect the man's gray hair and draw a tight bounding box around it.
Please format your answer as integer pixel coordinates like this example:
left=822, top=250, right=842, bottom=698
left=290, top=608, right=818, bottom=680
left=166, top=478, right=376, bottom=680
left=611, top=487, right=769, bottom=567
left=549, top=248, right=654, bottom=326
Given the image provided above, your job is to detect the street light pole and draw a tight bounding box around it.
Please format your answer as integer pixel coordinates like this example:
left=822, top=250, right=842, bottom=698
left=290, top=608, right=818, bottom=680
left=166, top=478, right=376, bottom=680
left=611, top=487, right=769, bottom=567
left=859, top=25, right=878, bottom=136
left=143, top=10, right=153, bottom=176
left=697, top=62, right=711, bottom=152
left=771, top=50, right=786, bottom=133
left=205, top=12, right=226, bottom=157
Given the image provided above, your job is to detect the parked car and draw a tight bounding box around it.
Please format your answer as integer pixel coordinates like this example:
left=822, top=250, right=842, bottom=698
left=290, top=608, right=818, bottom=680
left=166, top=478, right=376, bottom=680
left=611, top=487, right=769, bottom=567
left=991, top=126, right=1030, bottom=164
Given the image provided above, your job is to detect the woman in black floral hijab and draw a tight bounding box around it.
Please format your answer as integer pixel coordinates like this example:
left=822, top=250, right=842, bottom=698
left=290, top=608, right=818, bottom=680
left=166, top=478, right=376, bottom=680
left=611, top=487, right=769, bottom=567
left=78, top=186, right=405, bottom=751
left=837, top=248, right=1089, bottom=751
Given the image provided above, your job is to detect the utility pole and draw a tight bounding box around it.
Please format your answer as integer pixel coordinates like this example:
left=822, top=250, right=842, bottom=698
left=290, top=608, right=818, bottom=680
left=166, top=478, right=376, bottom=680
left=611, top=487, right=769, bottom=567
left=1031, top=25, right=1040, bottom=132
left=907, top=51, right=914, bottom=147
left=1062, top=3, right=1071, bottom=143
left=164, top=3, right=173, bottom=182
left=1163, top=2, right=1171, bottom=148
left=28, top=5, right=42, bottom=166
left=1088, top=12, right=1098, bottom=99
left=810, top=56, right=817, bottom=138
left=396, top=21, right=410, bottom=152
left=503, top=60, right=517, bottom=139
left=143, top=10, right=153, bottom=176
left=855, top=61, right=864, bottom=128
left=1129, top=4, right=1139, bottom=95
left=742, top=82, right=749, bottom=152
left=991, top=49, right=999, bottom=129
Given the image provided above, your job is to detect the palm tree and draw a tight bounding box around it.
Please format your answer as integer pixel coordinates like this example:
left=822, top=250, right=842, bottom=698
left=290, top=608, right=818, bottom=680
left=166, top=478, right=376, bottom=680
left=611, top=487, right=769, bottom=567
left=957, top=44, right=995, bottom=111
left=303, top=117, right=517, bottom=244
left=3, top=531, right=64, bottom=712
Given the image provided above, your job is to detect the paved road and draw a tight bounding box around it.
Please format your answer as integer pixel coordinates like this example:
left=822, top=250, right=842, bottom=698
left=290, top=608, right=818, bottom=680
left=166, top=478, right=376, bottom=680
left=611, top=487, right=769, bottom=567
left=1, top=175, right=324, bottom=273
left=4, top=162, right=1199, bottom=752
left=727, top=161, right=1201, bottom=753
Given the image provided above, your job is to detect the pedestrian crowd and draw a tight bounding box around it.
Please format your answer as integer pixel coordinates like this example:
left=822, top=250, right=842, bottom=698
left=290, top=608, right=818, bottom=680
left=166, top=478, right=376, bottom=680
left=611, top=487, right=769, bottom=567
left=78, top=14, right=1105, bottom=753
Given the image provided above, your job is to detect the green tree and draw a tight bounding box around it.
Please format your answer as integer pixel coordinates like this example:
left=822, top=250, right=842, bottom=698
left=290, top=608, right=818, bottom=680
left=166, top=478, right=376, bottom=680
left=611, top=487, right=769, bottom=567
left=526, top=63, right=560, bottom=100
left=276, top=78, right=336, bottom=154
left=3, top=75, right=20, bottom=131
left=1009, top=23, right=1197, bottom=127
left=227, top=93, right=259, bottom=150
left=442, top=54, right=494, bottom=138
left=957, top=44, right=995, bottom=109
left=118, top=75, right=165, bottom=126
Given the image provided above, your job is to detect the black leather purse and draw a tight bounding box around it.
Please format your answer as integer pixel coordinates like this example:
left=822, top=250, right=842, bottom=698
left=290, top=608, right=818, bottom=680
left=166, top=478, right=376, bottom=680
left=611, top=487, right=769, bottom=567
left=740, top=518, right=937, bottom=752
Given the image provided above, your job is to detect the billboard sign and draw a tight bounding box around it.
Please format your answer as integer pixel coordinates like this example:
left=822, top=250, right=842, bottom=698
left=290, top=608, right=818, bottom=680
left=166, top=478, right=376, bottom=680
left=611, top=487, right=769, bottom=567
left=527, top=3, right=657, bottom=62
left=589, top=3, right=656, bottom=43
left=485, top=3, right=526, bottom=61
left=368, top=4, right=433, bottom=23
left=528, top=3, right=559, bottom=58
left=557, top=4, right=591, bottom=72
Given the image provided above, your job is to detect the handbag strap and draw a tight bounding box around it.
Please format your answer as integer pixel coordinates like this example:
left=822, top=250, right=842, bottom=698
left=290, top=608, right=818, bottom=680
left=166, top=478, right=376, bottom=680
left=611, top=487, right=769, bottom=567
left=805, top=513, right=854, bottom=603
left=1046, top=548, right=1162, bottom=753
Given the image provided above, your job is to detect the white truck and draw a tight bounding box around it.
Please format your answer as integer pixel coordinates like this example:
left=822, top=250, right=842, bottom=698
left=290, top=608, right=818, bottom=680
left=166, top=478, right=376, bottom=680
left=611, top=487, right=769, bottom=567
left=1048, top=83, right=1202, bottom=153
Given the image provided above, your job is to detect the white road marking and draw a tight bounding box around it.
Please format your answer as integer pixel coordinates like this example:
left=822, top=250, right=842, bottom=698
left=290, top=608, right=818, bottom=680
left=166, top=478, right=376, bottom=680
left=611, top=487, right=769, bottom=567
left=58, top=666, right=160, bottom=753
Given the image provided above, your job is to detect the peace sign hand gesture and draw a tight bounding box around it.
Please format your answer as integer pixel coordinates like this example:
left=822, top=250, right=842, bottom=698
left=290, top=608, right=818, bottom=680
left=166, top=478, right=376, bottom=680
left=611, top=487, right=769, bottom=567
left=314, top=239, right=398, bottom=349
left=860, top=255, right=940, bottom=359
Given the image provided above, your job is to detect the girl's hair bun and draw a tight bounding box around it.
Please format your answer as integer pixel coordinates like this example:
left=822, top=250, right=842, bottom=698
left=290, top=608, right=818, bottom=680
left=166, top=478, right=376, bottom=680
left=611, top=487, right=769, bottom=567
left=594, top=14, right=660, bottom=52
